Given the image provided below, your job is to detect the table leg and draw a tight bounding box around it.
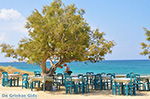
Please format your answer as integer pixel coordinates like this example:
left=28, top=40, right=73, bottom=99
left=125, top=84, right=129, bottom=96
left=133, top=83, right=136, bottom=95
left=31, top=82, right=33, bottom=91
left=121, top=83, right=124, bottom=95
left=43, top=83, right=45, bottom=91
left=14, top=79, right=15, bottom=86
left=17, top=78, right=19, bottom=86
left=10, top=79, right=12, bottom=87
left=147, top=79, right=150, bottom=90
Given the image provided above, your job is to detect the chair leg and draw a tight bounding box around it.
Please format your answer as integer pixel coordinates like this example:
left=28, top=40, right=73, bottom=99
left=66, top=87, right=68, bottom=94
left=43, top=83, right=45, bottom=91
left=38, top=82, right=40, bottom=88
left=14, top=80, right=16, bottom=86
left=17, top=78, right=19, bottom=86
left=125, top=85, right=129, bottom=96
left=59, top=84, right=61, bottom=90
left=69, top=87, right=72, bottom=94
left=10, top=79, right=12, bottom=87
left=118, top=87, right=121, bottom=95
left=112, top=87, right=115, bottom=95
left=74, top=86, right=78, bottom=94
left=82, top=86, right=85, bottom=94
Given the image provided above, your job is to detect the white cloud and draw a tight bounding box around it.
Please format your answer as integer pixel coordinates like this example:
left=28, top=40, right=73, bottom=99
left=0, top=33, right=5, bottom=41
left=0, top=9, right=23, bottom=20
left=0, top=9, right=28, bottom=46
left=0, top=9, right=28, bottom=62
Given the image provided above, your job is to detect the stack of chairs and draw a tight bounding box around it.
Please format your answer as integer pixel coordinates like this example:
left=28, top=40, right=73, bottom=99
left=78, top=75, right=90, bottom=94
left=93, top=73, right=102, bottom=90
left=13, top=72, right=20, bottom=86
left=101, top=72, right=109, bottom=90
left=134, top=74, right=146, bottom=91
left=53, top=73, right=64, bottom=90
left=124, top=73, right=137, bottom=95
left=64, top=74, right=74, bottom=94
left=112, top=73, right=136, bottom=96
left=86, top=72, right=95, bottom=89
left=22, top=73, right=29, bottom=89
left=32, top=71, right=41, bottom=89
left=107, top=73, right=115, bottom=89
left=2, top=72, right=12, bottom=87
left=112, top=82, right=121, bottom=95
left=73, top=74, right=90, bottom=94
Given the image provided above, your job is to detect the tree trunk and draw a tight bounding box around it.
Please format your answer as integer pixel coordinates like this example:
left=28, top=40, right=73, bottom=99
left=46, top=59, right=64, bottom=76
left=40, top=60, right=47, bottom=74
left=47, top=66, right=57, bottom=76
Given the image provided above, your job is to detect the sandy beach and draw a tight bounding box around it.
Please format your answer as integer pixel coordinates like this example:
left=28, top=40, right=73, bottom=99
left=1, top=66, right=150, bottom=99
left=0, top=84, right=150, bottom=99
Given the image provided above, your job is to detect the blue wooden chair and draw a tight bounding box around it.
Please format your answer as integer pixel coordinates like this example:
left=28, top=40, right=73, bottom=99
left=134, top=74, right=146, bottom=91
left=107, top=73, right=115, bottom=89
left=56, top=73, right=64, bottom=85
left=85, top=73, right=95, bottom=88
left=13, top=72, right=20, bottom=86
left=65, top=81, right=74, bottom=94
left=72, top=74, right=84, bottom=94
left=64, top=73, right=70, bottom=79
left=64, top=76, right=74, bottom=94
left=33, top=71, right=41, bottom=88
left=53, top=73, right=64, bottom=90
left=34, top=71, right=41, bottom=77
left=78, top=75, right=90, bottom=94
left=101, top=72, right=106, bottom=76
left=112, top=82, right=121, bottom=95
left=2, top=72, right=11, bottom=87
left=124, top=82, right=136, bottom=96
left=86, top=72, right=91, bottom=75
left=124, top=73, right=137, bottom=95
left=93, top=74, right=102, bottom=90
left=78, top=74, right=83, bottom=78
left=90, top=72, right=94, bottom=75
left=146, top=81, right=150, bottom=91
left=101, top=73, right=110, bottom=90
left=22, top=73, right=29, bottom=89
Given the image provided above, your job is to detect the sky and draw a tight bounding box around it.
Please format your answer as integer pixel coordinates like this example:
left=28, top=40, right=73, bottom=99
left=0, top=0, right=150, bottom=62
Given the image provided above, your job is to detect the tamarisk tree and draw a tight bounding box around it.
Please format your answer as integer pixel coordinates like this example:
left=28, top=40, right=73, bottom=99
left=140, top=28, right=150, bottom=58
left=0, top=0, right=114, bottom=75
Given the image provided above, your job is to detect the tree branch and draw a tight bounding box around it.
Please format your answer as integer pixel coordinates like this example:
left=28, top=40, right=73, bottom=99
left=49, top=58, right=54, bottom=66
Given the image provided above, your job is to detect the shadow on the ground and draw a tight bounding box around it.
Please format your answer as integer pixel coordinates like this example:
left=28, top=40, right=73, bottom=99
left=40, top=87, right=149, bottom=96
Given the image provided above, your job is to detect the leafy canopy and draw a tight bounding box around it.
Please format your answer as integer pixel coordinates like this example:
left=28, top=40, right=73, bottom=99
left=0, top=0, right=114, bottom=69
left=140, top=28, right=150, bottom=58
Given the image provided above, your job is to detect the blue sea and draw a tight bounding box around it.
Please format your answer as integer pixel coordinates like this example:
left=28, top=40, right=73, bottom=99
left=0, top=60, right=150, bottom=74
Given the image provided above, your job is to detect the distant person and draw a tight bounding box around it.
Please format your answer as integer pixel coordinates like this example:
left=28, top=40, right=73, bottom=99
left=64, top=64, right=72, bottom=75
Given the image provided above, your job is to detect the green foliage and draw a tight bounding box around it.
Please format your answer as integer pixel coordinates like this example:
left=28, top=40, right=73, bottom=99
left=0, top=0, right=114, bottom=73
left=140, top=28, right=150, bottom=58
